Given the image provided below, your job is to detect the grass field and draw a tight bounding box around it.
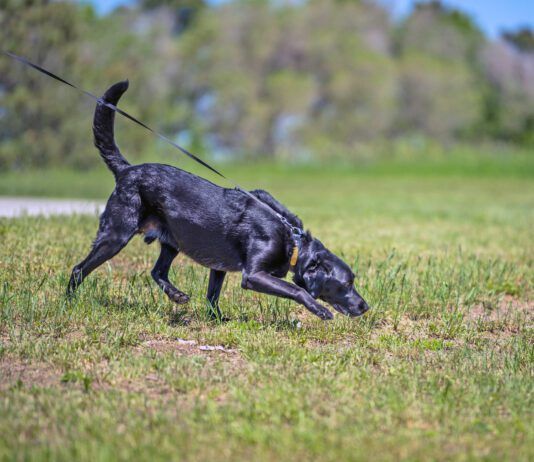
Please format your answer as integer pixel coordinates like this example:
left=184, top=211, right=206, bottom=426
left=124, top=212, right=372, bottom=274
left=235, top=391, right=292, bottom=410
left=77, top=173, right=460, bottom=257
left=0, top=163, right=533, bottom=461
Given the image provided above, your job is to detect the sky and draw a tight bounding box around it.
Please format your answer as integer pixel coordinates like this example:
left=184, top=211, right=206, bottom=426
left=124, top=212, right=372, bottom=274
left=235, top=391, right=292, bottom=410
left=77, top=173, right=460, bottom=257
left=86, top=0, right=533, bottom=38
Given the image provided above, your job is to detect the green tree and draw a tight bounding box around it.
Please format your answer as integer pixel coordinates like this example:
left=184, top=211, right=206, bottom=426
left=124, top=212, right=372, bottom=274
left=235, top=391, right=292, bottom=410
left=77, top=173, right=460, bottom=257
left=0, top=1, right=182, bottom=168
left=0, top=0, right=86, bottom=168
left=398, top=53, right=481, bottom=139
left=503, top=27, right=534, bottom=54
left=396, top=0, right=484, bottom=140
left=176, top=0, right=397, bottom=158
left=481, top=40, right=534, bottom=142
left=140, top=0, right=207, bottom=32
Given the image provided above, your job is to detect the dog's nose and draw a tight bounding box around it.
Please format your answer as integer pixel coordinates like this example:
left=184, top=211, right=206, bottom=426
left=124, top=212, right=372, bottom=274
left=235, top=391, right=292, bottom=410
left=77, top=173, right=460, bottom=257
left=358, top=300, right=370, bottom=314
left=351, top=300, right=369, bottom=316
left=347, top=300, right=370, bottom=317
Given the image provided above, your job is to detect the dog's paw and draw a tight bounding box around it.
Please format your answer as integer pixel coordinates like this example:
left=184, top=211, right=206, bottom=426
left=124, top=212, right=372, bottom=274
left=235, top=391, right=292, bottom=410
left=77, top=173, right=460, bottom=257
left=313, top=302, right=334, bottom=320
left=171, top=291, right=190, bottom=305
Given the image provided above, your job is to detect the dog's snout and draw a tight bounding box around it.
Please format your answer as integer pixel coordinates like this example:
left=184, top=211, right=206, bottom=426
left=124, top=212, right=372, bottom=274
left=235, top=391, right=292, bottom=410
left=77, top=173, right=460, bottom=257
left=348, top=299, right=370, bottom=317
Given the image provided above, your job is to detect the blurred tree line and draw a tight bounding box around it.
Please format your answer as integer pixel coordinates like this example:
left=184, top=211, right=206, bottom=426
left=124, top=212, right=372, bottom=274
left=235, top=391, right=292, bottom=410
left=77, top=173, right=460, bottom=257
left=0, top=0, right=532, bottom=169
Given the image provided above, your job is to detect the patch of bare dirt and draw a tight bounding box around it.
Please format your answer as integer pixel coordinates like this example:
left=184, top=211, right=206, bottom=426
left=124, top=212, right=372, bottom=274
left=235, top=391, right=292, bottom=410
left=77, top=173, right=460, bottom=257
left=0, top=356, right=61, bottom=390
left=465, top=296, right=532, bottom=338
left=467, top=295, right=532, bottom=323
left=0, top=332, right=11, bottom=346
left=1, top=334, right=244, bottom=399
left=99, top=372, right=175, bottom=397
left=135, top=336, right=244, bottom=370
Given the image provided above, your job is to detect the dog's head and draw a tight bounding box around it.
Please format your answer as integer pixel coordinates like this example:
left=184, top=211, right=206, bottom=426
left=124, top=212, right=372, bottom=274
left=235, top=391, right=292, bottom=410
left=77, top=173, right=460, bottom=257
left=293, top=235, right=370, bottom=317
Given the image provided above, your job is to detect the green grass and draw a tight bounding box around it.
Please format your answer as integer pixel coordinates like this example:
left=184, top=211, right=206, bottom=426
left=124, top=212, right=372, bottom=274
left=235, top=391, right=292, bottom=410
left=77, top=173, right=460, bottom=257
left=0, top=166, right=533, bottom=461
left=0, top=142, right=533, bottom=199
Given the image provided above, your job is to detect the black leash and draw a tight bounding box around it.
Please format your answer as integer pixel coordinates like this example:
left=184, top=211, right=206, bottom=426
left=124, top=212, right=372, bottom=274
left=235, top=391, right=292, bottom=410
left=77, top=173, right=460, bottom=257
left=4, top=51, right=225, bottom=179
left=4, top=51, right=305, bottom=256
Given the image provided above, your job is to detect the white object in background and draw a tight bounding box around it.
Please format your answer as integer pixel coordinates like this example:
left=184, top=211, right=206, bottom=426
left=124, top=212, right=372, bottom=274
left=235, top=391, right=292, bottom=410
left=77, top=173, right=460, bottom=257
left=0, top=197, right=104, bottom=218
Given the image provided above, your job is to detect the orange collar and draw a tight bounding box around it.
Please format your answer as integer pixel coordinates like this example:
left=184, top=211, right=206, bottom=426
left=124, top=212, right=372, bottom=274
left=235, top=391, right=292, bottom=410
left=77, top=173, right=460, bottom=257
left=289, top=245, right=299, bottom=268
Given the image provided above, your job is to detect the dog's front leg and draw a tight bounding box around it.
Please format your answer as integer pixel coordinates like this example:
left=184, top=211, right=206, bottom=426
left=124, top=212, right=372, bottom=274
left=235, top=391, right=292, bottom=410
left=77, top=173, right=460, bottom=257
left=241, top=271, right=333, bottom=320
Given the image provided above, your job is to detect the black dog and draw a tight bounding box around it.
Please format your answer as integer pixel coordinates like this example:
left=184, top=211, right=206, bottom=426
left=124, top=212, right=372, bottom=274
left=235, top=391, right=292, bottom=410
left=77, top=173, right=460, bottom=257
left=67, top=81, right=370, bottom=320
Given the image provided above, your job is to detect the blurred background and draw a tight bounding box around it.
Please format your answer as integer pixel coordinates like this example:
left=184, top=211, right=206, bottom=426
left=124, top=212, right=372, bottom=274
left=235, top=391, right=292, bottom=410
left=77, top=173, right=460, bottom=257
left=0, top=0, right=532, bottom=174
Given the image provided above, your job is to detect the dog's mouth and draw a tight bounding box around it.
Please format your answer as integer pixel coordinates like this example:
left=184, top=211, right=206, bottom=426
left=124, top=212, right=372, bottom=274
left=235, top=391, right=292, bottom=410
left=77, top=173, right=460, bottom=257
left=331, top=301, right=370, bottom=317
left=331, top=302, right=351, bottom=316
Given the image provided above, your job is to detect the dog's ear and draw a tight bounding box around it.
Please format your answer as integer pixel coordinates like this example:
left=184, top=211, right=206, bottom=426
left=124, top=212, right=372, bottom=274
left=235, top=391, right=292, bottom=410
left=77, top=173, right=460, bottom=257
left=303, top=256, right=329, bottom=298
left=304, top=270, right=326, bottom=298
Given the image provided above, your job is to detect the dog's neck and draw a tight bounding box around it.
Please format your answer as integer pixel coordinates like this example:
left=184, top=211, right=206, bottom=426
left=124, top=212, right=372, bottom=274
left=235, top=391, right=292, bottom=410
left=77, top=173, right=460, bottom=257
left=288, top=228, right=304, bottom=271
left=289, top=233, right=311, bottom=276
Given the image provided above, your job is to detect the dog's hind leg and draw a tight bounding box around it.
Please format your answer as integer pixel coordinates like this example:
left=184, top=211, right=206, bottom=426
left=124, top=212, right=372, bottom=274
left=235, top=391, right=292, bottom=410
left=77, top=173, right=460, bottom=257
left=151, top=243, right=190, bottom=305
left=206, top=269, right=226, bottom=320
left=67, top=191, right=139, bottom=296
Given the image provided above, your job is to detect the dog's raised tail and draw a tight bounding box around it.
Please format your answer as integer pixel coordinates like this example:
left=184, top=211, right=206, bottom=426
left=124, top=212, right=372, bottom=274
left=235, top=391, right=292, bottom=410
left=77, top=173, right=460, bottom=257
left=93, top=80, right=130, bottom=177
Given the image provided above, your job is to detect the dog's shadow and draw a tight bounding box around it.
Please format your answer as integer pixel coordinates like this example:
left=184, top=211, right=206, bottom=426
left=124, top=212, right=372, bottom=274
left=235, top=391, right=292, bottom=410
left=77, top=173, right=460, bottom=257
left=87, top=294, right=191, bottom=326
